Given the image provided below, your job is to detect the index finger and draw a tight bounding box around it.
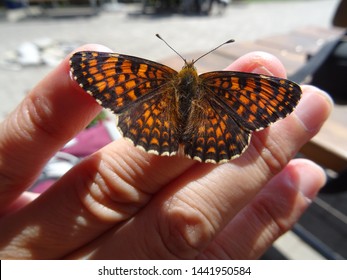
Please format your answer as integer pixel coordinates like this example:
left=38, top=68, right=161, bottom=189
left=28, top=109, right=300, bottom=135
left=0, top=44, right=111, bottom=209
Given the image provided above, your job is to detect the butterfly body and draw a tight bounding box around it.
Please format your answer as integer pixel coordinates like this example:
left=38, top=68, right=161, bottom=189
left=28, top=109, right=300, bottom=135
left=70, top=51, right=301, bottom=163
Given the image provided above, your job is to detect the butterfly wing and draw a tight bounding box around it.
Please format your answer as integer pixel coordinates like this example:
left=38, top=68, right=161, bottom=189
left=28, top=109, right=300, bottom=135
left=200, top=71, right=302, bottom=131
left=182, top=97, right=251, bottom=163
left=117, top=85, right=180, bottom=156
left=183, top=71, right=302, bottom=163
left=70, top=51, right=180, bottom=155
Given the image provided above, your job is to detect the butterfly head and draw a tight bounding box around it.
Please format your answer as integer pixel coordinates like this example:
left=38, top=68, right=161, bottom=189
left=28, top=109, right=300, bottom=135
left=183, top=59, right=197, bottom=69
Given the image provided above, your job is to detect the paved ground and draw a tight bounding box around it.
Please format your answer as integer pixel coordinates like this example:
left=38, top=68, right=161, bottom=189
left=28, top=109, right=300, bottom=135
left=0, top=0, right=340, bottom=121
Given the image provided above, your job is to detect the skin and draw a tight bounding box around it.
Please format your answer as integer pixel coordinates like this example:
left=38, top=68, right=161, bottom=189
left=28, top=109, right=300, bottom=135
left=0, top=45, right=332, bottom=259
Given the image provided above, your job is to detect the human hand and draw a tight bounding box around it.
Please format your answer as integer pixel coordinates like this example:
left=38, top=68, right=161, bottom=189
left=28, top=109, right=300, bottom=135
left=0, top=45, right=332, bottom=259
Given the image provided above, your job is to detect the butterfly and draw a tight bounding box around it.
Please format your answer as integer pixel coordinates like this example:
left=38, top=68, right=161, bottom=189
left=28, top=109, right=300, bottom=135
left=69, top=35, right=302, bottom=163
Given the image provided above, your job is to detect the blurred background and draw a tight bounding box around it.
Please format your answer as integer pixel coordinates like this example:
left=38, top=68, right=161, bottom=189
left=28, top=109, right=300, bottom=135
left=0, top=0, right=346, bottom=259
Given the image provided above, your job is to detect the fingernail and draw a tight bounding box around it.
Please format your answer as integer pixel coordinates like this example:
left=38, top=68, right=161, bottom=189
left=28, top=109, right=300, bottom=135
left=251, top=65, right=274, bottom=76
left=288, top=160, right=326, bottom=201
left=294, top=85, right=334, bottom=133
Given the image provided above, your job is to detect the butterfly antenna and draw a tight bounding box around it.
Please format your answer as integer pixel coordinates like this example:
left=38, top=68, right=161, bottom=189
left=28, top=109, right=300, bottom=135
left=156, top=34, right=186, bottom=62
left=194, top=39, right=235, bottom=63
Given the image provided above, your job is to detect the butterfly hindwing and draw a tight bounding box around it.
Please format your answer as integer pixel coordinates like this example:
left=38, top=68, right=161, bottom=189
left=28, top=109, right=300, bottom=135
left=182, top=96, right=251, bottom=163
left=117, top=85, right=180, bottom=156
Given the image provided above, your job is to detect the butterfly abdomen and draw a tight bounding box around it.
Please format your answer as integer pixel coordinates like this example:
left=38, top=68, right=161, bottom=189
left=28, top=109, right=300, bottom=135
left=176, top=63, right=200, bottom=127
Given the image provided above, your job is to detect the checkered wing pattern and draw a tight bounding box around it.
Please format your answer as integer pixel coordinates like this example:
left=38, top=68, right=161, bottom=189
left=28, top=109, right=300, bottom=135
left=70, top=51, right=180, bottom=155
left=70, top=50, right=302, bottom=163
left=182, top=71, right=302, bottom=163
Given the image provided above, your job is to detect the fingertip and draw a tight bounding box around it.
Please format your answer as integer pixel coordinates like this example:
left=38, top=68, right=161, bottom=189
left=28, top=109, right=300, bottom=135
left=225, top=51, right=287, bottom=78
left=285, top=159, right=326, bottom=201
left=294, top=85, right=333, bottom=134
left=72, top=44, right=114, bottom=54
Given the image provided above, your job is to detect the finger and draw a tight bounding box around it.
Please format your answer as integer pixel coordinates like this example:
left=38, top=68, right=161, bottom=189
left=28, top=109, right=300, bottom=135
left=0, top=44, right=111, bottom=209
left=65, top=82, right=332, bottom=259
left=225, top=51, right=288, bottom=77
left=199, top=159, right=326, bottom=259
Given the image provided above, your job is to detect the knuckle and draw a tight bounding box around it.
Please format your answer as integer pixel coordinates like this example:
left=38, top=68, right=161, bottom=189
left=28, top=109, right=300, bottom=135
left=158, top=198, right=214, bottom=259
left=251, top=129, right=291, bottom=176
left=75, top=154, right=150, bottom=223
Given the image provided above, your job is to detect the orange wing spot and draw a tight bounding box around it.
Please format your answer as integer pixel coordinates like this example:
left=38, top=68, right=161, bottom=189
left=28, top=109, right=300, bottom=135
left=87, top=77, right=94, bottom=84
left=198, top=126, right=205, bottom=134
left=196, top=146, right=203, bottom=153
left=103, top=68, right=116, bottom=77
left=103, top=93, right=112, bottom=100
left=260, top=78, right=271, bottom=88
left=244, top=78, right=255, bottom=90
left=229, top=144, right=237, bottom=151
left=215, top=127, right=223, bottom=138
left=247, top=114, right=256, bottom=123
left=145, top=116, right=154, bottom=127
left=250, top=104, right=258, bottom=114
left=218, top=140, right=226, bottom=147
left=250, top=93, right=258, bottom=102
left=207, top=136, right=216, bottom=144
left=221, top=81, right=230, bottom=89
left=127, top=90, right=137, bottom=101
left=89, top=67, right=98, bottom=75
left=115, top=86, right=124, bottom=95
left=139, top=137, right=148, bottom=144
left=129, top=128, right=138, bottom=136
left=258, top=99, right=266, bottom=109
left=142, top=127, right=150, bottom=137
left=277, top=90, right=285, bottom=101
left=136, top=118, right=143, bottom=127
left=210, top=117, right=218, bottom=126
left=239, top=94, right=250, bottom=105
left=236, top=105, right=245, bottom=115
left=206, top=146, right=216, bottom=154
left=117, top=74, right=126, bottom=83
left=266, top=107, right=274, bottom=116
left=106, top=77, right=115, bottom=88
left=125, top=80, right=136, bottom=89
left=104, top=57, right=118, bottom=65
left=231, top=77, right=240, bottom=90
left=150, top=138, right=159, bottom=146
left=88, top=59, right=97, bottom=67
left=278, top=105, right=284, bottom=112
left=152, top=127, right=161, bottom=136
left=152, top=108, right=162, bottom=117
left=94, top=73, right=104, bottom=82
left=116, top=97, right=124, bottom=107
left=96, top=81, right=106, bottom=92
left=138, top=63, right=148, bottom=74
left=207, top=127, right=215, bottom=135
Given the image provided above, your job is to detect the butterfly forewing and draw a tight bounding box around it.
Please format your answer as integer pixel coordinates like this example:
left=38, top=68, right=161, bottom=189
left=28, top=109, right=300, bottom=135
left=200, top=71, right=302, bottom=131
left=70, top=51, right=177, bottom=114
